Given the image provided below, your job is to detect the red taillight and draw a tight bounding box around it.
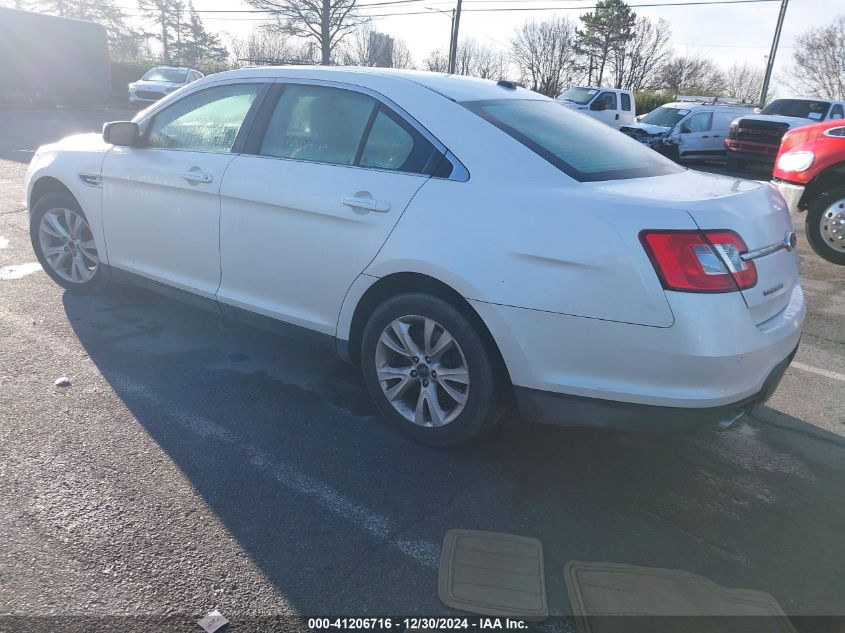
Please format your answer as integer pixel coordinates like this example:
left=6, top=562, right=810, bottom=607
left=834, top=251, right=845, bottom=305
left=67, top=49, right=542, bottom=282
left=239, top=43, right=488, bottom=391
left=639, top=229, right=757, bottom=293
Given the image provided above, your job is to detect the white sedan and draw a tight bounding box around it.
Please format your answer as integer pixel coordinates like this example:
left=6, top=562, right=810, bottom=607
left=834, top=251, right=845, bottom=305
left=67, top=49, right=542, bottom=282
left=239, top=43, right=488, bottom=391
left=25, top=67, right=805, bottom=445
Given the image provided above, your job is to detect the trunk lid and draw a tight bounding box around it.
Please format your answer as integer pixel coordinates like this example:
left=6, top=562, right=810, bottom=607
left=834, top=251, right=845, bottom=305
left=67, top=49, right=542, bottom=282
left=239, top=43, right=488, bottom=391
left=588, top=170, right=799, bottom=324
left=681, top=172, right=798, bottom=325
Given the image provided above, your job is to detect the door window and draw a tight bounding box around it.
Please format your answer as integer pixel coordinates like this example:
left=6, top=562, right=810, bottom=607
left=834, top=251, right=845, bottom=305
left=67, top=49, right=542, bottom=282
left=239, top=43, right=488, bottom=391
left=259, top=84, right=439, bottom=174
left=146, top=83, right=262, bottom=153
left=620, top=93, right=632, bottom=112
left=596, top=92, right=618, bottom=110
left=682, top=112, right=712, bottom=133
left=260, top=85, right=374, bottom=165
left=831, top=104, right=844, bottom=120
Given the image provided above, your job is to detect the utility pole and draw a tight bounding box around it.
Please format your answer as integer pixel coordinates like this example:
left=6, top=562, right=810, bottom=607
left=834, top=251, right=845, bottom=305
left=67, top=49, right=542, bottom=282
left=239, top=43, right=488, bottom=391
left=446, top=9, right=455, bottom=71
left=447, top=0, right=462, bottom=75
left=760, top=0, right=789, bottom=107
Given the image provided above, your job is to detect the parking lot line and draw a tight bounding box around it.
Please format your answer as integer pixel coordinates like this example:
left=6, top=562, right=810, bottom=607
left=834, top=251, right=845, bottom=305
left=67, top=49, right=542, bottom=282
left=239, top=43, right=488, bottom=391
left=791, top=361, right=845, bottom=383
left=109, top=372, right=441, bottom=569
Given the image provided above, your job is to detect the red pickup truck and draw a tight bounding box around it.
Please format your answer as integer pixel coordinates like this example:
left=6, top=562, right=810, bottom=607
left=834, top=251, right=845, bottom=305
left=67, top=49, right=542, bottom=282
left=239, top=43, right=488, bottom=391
left=772, top=119, right=845, bottom=265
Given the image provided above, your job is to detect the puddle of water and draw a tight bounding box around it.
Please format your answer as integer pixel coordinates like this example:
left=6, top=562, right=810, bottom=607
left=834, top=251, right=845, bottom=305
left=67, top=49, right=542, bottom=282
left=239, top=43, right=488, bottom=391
left=0, top=236, right=8, bottom=249
left=0, top=262, right=42, bottom=280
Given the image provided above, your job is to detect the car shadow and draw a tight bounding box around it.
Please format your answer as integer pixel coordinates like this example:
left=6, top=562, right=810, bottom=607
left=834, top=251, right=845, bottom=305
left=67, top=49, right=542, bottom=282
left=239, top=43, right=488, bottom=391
left=62, top=284, right=845, bottom=617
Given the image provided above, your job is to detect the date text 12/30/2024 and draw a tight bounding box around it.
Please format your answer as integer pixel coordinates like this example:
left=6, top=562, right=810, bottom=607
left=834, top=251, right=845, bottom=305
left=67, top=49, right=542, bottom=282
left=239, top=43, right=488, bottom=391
left=308, top=618, right=530, bottom=630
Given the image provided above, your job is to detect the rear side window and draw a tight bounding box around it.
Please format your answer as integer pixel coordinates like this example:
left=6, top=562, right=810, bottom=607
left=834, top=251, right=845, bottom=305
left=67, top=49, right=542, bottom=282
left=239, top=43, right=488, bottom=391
left=258, top=84, right=439, bottom=174
left=464, top=99, right=683, bottom=181
left=621, top=93, right=631, bottom=112
left=260, top=85, right=374, bottom=165
left=831, top=104, right=844, bottom=120
left=146, top=83, right=262, bottom=153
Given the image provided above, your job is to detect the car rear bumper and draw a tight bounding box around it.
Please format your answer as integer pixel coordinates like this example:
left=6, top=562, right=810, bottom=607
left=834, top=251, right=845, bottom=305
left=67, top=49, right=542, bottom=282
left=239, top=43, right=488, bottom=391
left=514, top=344, right=797, bottom=433
left=772, top=179, right=805, bottom=215
left=471, top=284, right=805, bottom=431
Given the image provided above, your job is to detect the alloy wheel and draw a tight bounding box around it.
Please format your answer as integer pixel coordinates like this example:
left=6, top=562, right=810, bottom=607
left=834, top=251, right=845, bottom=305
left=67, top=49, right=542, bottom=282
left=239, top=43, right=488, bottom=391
left=375, top=315, right=470, bottom=427
left=38, top=207, right=99, bottom=283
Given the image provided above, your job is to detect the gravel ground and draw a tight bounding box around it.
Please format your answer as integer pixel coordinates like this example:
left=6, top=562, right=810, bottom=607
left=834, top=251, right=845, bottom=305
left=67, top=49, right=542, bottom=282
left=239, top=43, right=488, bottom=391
left=1, top=109, right=844, bottom=632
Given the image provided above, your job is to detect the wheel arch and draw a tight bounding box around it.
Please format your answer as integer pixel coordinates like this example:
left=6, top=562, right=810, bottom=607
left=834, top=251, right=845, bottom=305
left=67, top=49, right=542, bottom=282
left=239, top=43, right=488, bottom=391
left=341, top=272, right=513, bottom=392
left=801, top=161, right=845, bottom=210
left=29, top=176, right=77, bottom=212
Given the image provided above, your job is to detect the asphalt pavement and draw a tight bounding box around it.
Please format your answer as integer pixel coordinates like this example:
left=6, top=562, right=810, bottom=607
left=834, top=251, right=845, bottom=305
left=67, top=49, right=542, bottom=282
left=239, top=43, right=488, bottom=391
left=1, top=109, right=844, bottom=631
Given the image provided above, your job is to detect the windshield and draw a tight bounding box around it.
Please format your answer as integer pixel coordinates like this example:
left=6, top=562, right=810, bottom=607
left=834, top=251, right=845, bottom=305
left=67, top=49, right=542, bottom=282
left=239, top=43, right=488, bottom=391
left=760, top=99, right=831, bottom=120
left=464, top=99, right=684, bottom=182
left=142, top=68, right=188, bottom=83
left=558, top=87, right=599, bottom=105
left=640, top=106, right=689, bottom=128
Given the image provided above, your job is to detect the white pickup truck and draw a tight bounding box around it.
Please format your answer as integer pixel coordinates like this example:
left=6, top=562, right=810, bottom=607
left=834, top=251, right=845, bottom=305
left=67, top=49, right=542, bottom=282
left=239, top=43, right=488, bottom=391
left=556, top=86, right=636, bottom=129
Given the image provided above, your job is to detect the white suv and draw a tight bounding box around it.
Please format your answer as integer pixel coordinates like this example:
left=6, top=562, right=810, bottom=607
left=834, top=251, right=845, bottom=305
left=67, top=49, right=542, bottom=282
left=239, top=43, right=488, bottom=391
left=622, top=99, right=757, bottom=162
left=25, top=68, right=804, bottom=445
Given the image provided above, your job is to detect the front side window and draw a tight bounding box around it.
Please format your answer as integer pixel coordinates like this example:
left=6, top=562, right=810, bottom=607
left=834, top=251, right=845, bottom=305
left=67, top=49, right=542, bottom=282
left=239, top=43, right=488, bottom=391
left=597, top=91, right=617, bottom=111
left=464, top=99, right=684, bottom=181
left=682, top=112, right=712, bottom=133
left=259, top=84, right=438, bottom=174
left=146, top=83, right=262, bottom=152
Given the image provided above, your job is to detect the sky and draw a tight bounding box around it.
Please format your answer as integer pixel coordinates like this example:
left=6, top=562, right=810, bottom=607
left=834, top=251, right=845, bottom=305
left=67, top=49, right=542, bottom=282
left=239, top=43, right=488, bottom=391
left=156, top=0, right=840, bottom=95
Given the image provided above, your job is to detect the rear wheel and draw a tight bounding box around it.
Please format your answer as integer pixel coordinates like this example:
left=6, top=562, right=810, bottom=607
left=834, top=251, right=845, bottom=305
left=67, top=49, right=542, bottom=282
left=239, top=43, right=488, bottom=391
left=360, top=293, right=504, bottom=446
left=30, top=192, right=109, bottom=293
left=805, top=185, right=845, bottom=265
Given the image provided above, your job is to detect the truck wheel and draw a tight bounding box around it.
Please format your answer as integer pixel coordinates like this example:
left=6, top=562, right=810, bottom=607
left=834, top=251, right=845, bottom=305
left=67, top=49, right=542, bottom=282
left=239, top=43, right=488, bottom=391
left=805, top=185, right=845, bottom=265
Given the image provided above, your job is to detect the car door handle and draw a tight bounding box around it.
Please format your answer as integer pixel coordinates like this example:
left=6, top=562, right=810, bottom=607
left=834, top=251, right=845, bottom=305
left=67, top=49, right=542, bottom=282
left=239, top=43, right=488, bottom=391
left=341, top=196, right=390, bottom=213
left=615, top=113, right=619, bottom=120
left=180, top=171, right=213, bottom=184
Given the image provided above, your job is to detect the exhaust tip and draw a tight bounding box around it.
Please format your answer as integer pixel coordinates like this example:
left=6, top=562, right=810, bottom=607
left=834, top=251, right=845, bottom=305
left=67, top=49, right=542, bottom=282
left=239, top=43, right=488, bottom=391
left=717, top=409, right=748, bottom=431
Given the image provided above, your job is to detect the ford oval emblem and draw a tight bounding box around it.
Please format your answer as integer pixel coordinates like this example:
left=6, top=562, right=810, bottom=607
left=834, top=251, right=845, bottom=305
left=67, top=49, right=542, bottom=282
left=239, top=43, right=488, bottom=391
left=784, top=231, right=797, bottom=251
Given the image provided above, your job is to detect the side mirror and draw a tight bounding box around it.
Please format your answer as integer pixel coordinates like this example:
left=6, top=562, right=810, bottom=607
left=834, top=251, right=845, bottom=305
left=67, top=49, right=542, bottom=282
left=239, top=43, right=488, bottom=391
left=590, top=100, right=607, bottom=112
left=103, top=121, right=140, bottom=146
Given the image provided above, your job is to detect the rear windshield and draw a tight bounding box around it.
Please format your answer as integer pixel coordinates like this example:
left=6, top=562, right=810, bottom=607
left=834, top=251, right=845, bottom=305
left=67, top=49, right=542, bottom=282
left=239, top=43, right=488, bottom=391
left=760, top=99, right=830, bottom=120
left=557, top=87, right=598, bottom=105
left=464, top=99, right=684, bottom=182
left=640, top=106, right=688, bottom=128
left=143, top=68, right=188, bottom=83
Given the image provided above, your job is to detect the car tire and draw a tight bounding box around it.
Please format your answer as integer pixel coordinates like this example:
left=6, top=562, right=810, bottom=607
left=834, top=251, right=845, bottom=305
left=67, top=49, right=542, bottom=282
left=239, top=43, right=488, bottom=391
left=30, top=192, right=109, bottom=293
left=360, top=293, right=504, bottom=446
left=805, top=185, right=845, bottom=265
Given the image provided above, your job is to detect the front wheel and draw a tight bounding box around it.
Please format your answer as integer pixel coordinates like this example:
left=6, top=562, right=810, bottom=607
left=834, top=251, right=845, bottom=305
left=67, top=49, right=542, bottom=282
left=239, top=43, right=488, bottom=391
left=805, top=185, right=845, bottom=266
left=30, top=192, right=109, bottom=293
left=360, top=293, right=504, bottom=446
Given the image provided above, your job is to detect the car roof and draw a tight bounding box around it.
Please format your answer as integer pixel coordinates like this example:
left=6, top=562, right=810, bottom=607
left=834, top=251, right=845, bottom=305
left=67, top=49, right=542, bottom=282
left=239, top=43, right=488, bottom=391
left=203, top=66, right=543, bottom=102
left=662, top=101, right=754, bottom=110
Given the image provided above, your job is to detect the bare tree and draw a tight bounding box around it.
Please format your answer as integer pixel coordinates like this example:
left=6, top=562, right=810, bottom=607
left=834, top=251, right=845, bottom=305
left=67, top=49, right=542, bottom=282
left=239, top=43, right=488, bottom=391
left=230, top=27, right=312, bottom=65
left=246, top=0, right=364, bottom=65
left=511, top=17, right=578, bottom=97
left=424, top=38, right=506, bottom=79
left=659, top=54, right=725, bottom=96
left=339, top=22, right=414, bottom=68
left=723, top=61, right=765, bottom=103
left=424, top=48, right=449, bottom=73
left=609, top=16, right=672, bottom=91
left=786, top=15, right=845, bottom=100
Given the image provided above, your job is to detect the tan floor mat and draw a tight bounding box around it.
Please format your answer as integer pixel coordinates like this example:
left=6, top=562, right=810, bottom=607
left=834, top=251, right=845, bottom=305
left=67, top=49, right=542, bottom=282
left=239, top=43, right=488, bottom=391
left=438, top=529, right=548, bottom=621
left=564, top=561, right=798, bottom=633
